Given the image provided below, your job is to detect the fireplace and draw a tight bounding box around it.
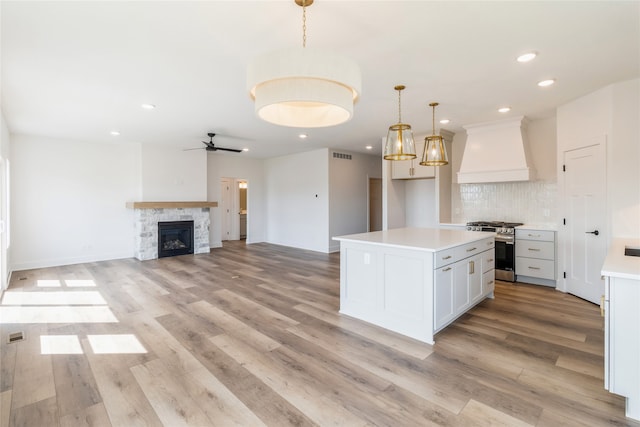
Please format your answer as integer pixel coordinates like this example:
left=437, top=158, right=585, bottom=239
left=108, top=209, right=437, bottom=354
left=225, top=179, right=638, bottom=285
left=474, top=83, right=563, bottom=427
left=158, top=220, right=194, bottom=258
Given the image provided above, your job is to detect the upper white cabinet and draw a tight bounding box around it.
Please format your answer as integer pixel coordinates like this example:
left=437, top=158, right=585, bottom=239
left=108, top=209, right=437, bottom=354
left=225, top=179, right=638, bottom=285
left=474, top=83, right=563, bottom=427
left=516, top=228, right=556, bottom=286
left=391, top=139, right=435, bottom=179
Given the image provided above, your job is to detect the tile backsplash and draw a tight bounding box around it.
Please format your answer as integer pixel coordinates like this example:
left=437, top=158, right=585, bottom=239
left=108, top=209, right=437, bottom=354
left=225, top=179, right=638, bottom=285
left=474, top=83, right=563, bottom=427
left=451, top=181, right=558, bottom=226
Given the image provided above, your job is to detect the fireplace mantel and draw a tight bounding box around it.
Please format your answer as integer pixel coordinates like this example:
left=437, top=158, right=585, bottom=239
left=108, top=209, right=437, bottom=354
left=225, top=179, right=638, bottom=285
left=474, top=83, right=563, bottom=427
left=126, top=201, right=218, bottom=209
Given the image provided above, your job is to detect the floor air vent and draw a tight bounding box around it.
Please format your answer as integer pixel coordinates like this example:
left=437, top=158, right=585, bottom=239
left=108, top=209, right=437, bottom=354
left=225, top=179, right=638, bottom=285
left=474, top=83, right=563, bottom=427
left=8, top=331, right=25, bottom=344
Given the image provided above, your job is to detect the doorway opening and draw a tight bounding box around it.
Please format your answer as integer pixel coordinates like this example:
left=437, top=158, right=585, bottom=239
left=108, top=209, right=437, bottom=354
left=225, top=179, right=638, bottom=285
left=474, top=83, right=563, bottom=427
left=220, top=177, right=248, bottom=243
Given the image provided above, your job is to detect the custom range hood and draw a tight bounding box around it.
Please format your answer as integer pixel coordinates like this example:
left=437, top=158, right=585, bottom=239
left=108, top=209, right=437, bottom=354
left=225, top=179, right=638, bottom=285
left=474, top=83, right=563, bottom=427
left=457, top=116, right=536, bottom=184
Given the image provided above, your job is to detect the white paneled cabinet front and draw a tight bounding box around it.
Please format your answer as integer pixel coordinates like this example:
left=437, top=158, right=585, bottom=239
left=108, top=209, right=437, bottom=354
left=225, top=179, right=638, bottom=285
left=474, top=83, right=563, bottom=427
left=337, top=229, right=495, bottom=344
left=434, top=241, right=494, bottom=332
left=516, top=228, right=556, bottom=286
left=391, top=140, right=436, bottom=179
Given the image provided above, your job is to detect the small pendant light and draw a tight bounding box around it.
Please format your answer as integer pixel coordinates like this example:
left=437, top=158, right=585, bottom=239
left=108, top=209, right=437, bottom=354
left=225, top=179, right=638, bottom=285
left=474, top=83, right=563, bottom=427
left=420, top=102, right=449, bottom=166
left=383, top=85, right=416, bottom=160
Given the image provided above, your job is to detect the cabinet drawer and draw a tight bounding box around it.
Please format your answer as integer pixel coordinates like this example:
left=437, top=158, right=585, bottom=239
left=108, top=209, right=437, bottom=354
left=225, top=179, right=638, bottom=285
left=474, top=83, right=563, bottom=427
left=516, top=240, right=554, bottom=260
left=516, top=257, right=555, bottom=280
left=516, top=229, right=554, bottom=242
left=434, top=247, right=456, bottom=268
left=483, top=251, right=495, bottom=272
left=483, top=270, right=495, bottom=294
left=454, top=239, right=490, bottom=260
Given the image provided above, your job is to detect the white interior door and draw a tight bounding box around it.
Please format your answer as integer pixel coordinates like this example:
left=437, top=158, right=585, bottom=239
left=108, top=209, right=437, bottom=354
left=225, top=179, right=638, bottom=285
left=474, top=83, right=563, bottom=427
left=564, top=142, right=607, bottom=304
left=220, top=178, right=232, bottom=241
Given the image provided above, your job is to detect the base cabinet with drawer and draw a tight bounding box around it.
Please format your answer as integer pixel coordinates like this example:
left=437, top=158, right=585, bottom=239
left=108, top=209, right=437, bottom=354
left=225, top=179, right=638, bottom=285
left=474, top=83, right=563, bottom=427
left=516, top=228, right=556, bottom=287
left=434, top=238, right=495, bottom=331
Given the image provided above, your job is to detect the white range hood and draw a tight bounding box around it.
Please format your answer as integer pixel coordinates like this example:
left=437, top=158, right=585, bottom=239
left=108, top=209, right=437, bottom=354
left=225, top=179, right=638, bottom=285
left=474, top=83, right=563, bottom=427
left=457, top=116, right=536, bottom=184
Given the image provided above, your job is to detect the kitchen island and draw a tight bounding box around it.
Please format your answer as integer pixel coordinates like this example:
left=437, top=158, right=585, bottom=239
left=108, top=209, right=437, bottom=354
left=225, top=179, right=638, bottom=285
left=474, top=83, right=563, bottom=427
left=333, top=228, right=495, bottom=344
left=602, top=238, right=640, bottom=421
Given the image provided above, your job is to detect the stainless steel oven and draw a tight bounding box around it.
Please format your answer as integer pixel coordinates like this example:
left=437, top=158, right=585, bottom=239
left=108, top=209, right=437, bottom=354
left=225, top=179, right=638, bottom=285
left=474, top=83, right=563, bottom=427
left=466, top=221, right=523, bottom=282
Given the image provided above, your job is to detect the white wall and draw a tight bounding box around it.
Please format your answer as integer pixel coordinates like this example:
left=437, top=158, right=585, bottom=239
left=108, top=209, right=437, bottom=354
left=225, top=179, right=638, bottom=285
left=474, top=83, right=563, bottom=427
left=557, top=78, right=640, bottom=239
left=610, top=78, right=640, bottom=238
left=328, top=150, right=381, bottom=251
left=265, top=149, right=329, bottom=252
left=140, top=144, right=207, bottom=201
left=405, top=179, right=437, bottom=228
left=0, top=109, right=11, bottom=290
left=207, top=154, right=266, bottom=247
left=11, top=135, right=140, bottom=270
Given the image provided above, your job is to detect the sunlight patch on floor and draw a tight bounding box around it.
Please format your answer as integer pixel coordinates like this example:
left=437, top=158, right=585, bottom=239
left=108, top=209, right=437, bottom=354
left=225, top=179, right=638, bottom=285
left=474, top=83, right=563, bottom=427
left=37, top=279, right=62, bottom=287
left=1, top=291, right=107, bottom=306
left=0, top=306, right=119, bottom=324
left=40, top=335, right=84, bottom=354
left=87, top=334, right=147, bottom=354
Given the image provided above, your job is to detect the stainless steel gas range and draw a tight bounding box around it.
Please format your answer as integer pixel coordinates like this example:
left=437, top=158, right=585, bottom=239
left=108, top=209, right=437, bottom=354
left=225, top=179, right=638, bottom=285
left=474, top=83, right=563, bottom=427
left=466, top=221, right=523, bottom=282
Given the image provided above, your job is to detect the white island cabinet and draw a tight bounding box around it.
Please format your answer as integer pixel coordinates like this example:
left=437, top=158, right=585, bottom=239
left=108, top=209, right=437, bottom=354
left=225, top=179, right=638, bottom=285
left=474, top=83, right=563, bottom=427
left=333, top=228, right=495, bottom=344
left=602, top=238, right=640, bottom=422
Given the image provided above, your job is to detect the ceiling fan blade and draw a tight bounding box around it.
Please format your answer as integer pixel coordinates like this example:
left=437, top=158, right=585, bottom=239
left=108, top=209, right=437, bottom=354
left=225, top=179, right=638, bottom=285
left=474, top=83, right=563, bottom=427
left=214, top=147, right=243, bottom=153
left=183, top=147, right=204, bottom=151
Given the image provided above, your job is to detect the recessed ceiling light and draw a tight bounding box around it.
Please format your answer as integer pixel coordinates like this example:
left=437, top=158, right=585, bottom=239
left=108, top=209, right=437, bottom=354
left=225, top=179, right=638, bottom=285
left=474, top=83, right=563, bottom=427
left=141, top=103, right=156, bottom=109
left=298, top=133, right=308, bottom=139
left=242, top=148, right=249, bottom=152
left=110, top=130, right=120, bottom=136
left=537, top=79, right=555, bottom=87
left=439, top=119, right=450, bottom=125
left=365, top=145, right=373, bottom=150
left=517, top=52, right=537, bottom=63
left=498, top=107, right=511, bottom=113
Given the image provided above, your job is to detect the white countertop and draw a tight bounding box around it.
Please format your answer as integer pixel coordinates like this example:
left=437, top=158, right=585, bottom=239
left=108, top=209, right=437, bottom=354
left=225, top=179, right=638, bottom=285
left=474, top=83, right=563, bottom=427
left=601, top=238, right=640, bottom=280
left=333, top=227, right=494, bottom=252
left=517, top=223, right=558, bottom=231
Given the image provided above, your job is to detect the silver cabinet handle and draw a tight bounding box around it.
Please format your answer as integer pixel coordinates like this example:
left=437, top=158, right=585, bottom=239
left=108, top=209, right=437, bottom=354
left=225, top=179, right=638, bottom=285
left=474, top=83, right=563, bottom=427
left=442, top=255, right=452, bottom=260
left=528, top=248, right=540, bottom=251
left=443, top=267, right=452, bottom=272
left=466, top=247, right=477, bottom=252
left=487, top=258, right=494, bottom=262
left=528, top=233, right=541, bottom=238
left=488, top=280, right=494, bottom=285
left=469, top=261, right=475, bottom=274
left=528, top=266, right=540, bottom=270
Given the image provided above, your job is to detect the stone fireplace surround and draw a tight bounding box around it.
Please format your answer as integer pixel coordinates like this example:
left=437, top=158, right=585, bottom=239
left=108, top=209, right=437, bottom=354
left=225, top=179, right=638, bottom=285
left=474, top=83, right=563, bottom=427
left=126, top=201, right=218, bottom=261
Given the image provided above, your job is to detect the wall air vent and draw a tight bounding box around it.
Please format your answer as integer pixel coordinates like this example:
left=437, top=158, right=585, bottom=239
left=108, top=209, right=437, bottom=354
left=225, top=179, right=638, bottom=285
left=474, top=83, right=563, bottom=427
left=8, top=331, right=25, bottom=343
left=333, top=152, right=352, bottom=160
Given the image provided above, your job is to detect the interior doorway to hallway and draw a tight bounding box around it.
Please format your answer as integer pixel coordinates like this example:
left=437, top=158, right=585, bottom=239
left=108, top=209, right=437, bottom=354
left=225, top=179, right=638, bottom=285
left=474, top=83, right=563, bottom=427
left=220, top=177, right=248, bottom=243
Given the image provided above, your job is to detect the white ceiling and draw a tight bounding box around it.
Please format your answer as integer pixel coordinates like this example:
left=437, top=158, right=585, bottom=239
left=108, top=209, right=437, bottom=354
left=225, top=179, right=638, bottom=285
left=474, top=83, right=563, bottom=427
left=2, top=1, right=639, bottom=158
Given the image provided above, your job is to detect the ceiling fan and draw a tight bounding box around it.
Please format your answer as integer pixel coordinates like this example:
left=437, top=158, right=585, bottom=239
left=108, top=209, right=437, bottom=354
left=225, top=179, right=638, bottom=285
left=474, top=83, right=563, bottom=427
left=184, top=133, right=243, bottom=153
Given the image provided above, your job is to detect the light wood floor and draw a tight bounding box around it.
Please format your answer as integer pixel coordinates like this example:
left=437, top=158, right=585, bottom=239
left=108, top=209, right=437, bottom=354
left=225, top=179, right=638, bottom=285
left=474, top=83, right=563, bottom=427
left=1, top=241, right=638, bottom=427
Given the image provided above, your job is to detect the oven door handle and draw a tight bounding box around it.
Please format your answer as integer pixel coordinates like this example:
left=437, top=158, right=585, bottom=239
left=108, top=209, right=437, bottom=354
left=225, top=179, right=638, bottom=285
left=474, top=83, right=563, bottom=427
left=495, top=237, right=515, bottom=244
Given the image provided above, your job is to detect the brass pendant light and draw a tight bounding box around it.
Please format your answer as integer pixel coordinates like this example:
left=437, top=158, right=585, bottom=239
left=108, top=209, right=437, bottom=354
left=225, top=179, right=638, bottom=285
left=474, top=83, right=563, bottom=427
left=420, top=102, right=449, bottom=166
left=383, top=85, right=416, bottom=160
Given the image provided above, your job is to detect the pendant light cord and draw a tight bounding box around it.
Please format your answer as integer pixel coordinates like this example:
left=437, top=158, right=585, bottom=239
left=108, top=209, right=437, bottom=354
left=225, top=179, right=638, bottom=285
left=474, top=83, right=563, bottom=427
left=302, top=0, right=307, bottom=48
left=397, top=89, right=402, bottom=122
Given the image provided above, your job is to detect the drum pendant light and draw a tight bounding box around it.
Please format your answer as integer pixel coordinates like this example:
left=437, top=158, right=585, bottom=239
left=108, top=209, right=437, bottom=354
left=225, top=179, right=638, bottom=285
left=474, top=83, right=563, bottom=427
left=383, top=85, right=417, bottom=160
left=247, top=0, right=361, bottom=128
left=420, top=102, right=449, bottom=166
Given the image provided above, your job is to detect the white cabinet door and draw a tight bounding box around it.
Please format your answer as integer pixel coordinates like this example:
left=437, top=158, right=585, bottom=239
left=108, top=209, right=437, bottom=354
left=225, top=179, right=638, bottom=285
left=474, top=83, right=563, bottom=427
left=434, top=265, right=455, bottom=330
left=453, top=260, right=470, bottom=313
left=468, top=255, right=483, bottom=304
left=391, top=140, right=435, bottom=179
left=391, top=159, right=413, bottom=179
